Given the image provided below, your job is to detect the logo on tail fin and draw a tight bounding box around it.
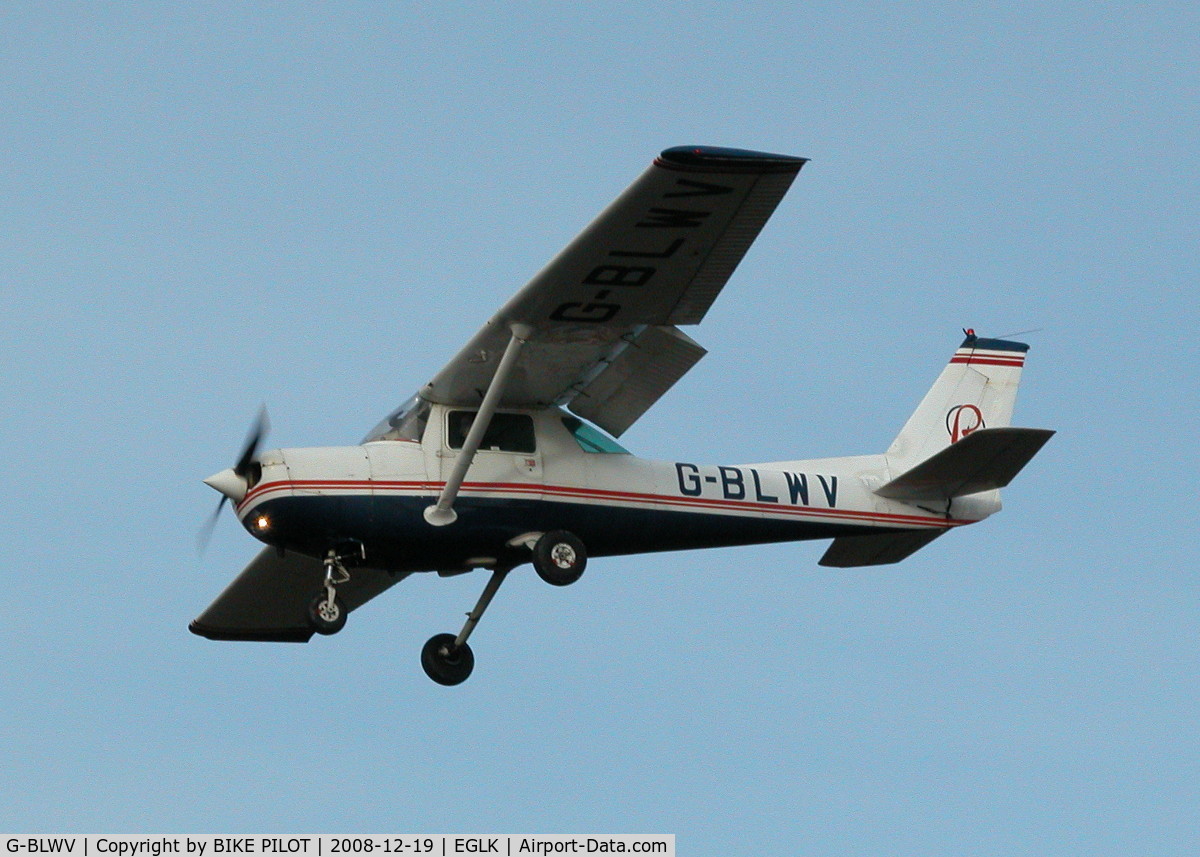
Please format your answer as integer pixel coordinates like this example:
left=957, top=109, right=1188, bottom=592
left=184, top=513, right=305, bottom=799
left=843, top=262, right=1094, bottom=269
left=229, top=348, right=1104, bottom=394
left=946, top=404, right=984, bottom=443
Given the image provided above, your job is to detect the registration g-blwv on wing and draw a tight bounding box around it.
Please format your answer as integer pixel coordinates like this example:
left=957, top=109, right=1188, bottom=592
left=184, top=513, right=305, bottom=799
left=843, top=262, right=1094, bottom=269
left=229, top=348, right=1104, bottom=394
left=367, top=145, right=808, bottom=441
left=192, top=146, right=1053, bottom=685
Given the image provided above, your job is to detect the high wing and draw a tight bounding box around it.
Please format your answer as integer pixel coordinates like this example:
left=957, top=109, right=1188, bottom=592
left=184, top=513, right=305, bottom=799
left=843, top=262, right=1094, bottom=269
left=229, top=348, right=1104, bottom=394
left=189, top=548, right=409, bottom=642
left=368, top=146, right=806, bottom=439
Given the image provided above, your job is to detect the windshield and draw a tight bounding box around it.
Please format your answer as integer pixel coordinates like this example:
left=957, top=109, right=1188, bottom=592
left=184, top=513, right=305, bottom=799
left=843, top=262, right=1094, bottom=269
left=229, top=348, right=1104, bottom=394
left=562, top=416, right=630, bottom=454
left=363, top=394, right=432, bottom=443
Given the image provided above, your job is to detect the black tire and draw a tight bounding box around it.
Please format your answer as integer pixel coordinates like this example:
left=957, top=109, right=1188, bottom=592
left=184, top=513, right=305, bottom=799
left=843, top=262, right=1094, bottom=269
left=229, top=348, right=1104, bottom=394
left=308, top=592, right=347, bottom=635
left=421, top=633, right=474, bottom=686
left=532, top=530, right=587, bottom=586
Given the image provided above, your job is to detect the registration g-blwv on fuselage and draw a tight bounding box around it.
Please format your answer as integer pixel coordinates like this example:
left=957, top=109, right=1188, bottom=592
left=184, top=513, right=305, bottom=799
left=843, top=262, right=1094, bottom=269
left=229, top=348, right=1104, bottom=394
left=193, top=146, right=1053, bottom=685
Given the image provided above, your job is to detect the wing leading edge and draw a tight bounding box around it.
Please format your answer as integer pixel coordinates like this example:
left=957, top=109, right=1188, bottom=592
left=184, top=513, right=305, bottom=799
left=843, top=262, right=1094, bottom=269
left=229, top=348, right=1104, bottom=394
left=369, top=146, right=806, bottom=438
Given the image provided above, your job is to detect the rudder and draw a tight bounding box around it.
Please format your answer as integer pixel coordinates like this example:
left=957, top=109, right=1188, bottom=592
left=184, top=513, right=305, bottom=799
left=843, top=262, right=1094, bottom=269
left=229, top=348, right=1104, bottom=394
left=886, top=332, right=1031, bottom=474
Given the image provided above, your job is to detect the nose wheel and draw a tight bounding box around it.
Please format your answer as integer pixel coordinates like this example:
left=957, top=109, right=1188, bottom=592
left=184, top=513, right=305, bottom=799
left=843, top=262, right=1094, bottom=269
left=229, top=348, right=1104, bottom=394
left=308, top=591, right=347, bottom=635
left=307, top=545, right=357, bottom=635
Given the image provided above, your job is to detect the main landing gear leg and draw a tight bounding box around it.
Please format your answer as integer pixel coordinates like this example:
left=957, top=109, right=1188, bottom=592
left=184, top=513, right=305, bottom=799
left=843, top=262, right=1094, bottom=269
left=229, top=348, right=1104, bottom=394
left=421, top=568, right=510, bottom=686
left=308, top=548, right=351, bottom=635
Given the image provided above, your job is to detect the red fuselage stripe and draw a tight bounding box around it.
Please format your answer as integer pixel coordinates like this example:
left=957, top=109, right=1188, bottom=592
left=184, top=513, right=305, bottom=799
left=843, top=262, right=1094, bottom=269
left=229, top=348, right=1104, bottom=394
left=950, top=356, right=1025, bottom=367
left=238, top=478, right=971, bottom=528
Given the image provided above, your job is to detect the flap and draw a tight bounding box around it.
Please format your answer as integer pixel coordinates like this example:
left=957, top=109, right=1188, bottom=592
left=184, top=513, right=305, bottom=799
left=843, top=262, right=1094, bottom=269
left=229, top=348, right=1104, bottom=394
left=567, top=325, right=706, bottom=437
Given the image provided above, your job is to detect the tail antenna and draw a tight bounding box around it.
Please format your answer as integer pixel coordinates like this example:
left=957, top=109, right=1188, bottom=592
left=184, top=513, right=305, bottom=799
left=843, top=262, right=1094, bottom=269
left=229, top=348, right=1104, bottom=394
left=997, top=327, right=1045, bottom=339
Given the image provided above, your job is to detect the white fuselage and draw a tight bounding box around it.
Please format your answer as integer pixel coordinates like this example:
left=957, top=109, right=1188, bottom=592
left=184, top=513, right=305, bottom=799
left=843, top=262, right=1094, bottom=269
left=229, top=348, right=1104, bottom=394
left=230, top=405, right=997, bottom=575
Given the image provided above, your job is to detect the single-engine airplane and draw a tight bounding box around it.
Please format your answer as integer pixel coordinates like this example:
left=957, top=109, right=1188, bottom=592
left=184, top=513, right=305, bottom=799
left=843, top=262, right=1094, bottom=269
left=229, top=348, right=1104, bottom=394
left=192, top=145, right=1053, bottom=685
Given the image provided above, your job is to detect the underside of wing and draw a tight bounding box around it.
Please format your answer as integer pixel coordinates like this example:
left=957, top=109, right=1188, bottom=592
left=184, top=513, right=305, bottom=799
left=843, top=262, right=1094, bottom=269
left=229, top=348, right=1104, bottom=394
left=369, top=146, right=806, bottom=439
left=189, top=548, right=409, bottom=642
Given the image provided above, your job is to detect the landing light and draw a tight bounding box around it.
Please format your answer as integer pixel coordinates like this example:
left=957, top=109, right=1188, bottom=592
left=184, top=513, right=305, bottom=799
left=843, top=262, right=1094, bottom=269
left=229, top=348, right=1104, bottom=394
left=253, top=514, right=271, bottom=532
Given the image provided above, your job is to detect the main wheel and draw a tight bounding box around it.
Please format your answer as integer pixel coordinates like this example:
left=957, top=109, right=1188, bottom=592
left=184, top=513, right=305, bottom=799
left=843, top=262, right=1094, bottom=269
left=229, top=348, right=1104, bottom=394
left=532, top=530, right=587, bottom=586
left=421, top=633, right=475, bottom=686
left=308, top=592, right=347, bottom=635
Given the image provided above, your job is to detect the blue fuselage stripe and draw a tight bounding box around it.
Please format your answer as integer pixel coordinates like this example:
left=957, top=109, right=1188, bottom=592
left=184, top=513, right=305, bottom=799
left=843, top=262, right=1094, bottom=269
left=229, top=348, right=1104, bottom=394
left=249, top=493, right=892, bottom=573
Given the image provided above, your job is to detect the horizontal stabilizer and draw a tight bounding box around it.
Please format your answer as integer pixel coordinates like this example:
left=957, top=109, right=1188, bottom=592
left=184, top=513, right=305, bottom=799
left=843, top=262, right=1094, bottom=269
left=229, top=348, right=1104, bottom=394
left=819, top=529, right=946, bottom=567
left=877, top=427, right=1055, bottom=502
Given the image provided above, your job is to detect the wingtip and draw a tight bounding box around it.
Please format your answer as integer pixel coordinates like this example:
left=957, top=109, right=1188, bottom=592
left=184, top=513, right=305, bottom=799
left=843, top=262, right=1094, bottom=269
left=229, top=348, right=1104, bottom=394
left=188, top=619, right=315, bottom=643
left=657, top=146, right=808, bottom=173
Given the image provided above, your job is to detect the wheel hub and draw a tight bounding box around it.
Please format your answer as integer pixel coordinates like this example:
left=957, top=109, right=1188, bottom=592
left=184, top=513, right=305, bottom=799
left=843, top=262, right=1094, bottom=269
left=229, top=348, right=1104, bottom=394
left=551, top=544, right=576, bottom=568
left=316, top=600, right=340, bottom=622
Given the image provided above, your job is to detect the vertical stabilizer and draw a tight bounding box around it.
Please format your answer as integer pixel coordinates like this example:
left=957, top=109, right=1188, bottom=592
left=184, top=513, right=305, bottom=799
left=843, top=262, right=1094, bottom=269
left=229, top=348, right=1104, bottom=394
left=886, top=333, right=1030, bottom=474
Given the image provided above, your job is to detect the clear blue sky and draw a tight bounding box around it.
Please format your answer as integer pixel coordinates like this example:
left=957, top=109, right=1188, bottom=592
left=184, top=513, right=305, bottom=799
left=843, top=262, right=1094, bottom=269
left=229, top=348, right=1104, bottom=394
left=2, top=3, right=1196, bottom=853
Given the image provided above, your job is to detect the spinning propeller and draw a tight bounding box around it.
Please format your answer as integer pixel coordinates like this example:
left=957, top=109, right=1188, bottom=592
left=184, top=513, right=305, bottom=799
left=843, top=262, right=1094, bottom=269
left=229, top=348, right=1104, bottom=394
left=197, top=407, right=270, bottom=553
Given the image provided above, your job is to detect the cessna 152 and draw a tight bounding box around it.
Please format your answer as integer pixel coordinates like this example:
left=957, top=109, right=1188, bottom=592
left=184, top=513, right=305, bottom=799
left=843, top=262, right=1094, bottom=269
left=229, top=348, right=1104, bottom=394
left=193, top=145, right=1053, bottom=685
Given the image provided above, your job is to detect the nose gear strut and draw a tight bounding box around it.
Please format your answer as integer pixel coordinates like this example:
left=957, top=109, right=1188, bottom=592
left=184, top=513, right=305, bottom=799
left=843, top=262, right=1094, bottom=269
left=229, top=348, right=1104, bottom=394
left=307, top=543, right=363, bottom=635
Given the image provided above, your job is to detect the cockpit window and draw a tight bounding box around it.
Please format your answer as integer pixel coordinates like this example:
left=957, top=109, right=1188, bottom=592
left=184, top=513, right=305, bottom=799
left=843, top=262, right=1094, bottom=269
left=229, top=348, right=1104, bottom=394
left=448, top=411, right=536, bottom=454
left=364, top=394, right=432, bottom=443
left=562, top=416, right=629, bottom=454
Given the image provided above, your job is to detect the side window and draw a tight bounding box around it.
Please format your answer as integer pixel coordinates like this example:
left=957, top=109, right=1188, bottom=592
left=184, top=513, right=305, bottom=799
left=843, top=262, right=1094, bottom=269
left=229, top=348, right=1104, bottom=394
left=447, top=411, right=536, bottom=454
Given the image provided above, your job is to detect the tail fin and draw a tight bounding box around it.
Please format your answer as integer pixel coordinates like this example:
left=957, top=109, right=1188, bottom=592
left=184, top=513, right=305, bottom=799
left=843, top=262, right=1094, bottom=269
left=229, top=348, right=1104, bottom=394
left=886, top=332, right=1033, bottom=474
left=820, top=333, right=1052, bottom=567
left=819, top=333, right=1052, bottom=568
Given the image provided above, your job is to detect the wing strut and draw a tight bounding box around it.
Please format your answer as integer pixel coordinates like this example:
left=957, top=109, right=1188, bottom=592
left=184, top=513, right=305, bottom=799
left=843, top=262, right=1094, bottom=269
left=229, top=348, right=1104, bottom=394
left=424, top=323, right=534, bottom=527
